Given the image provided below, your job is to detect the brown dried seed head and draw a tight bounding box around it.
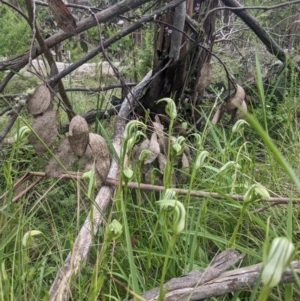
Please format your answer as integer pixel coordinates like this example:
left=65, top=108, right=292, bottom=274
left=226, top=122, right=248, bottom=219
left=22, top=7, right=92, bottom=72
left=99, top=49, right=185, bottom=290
left=45, top=138, right=76, bottom=177
left=226, top=84, right=246, bottom=111
left=27, top=84, right=51, bottom=115
left=68, top=115, right=89, bottom=157
left=28, top=110, right=58, bottom=155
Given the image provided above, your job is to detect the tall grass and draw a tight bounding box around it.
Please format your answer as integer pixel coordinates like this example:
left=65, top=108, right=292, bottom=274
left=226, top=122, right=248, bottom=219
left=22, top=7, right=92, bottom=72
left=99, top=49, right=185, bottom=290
left=1, top=58, right=300, bottom=300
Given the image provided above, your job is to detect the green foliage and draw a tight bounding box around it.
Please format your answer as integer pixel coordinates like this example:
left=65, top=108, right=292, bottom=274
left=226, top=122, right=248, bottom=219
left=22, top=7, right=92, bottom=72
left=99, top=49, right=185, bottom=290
left=250, top=57, right=300, bottom=142
left=0, top=7, right=31, bottom=57
left=2, top=100, right=300, bottom=299
left=116, top=27, right=154, bottom=81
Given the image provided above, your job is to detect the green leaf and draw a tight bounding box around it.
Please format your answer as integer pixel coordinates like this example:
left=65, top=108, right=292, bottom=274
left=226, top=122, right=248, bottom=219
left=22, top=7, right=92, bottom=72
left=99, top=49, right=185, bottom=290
left=111, top=42, right=119, bottom=51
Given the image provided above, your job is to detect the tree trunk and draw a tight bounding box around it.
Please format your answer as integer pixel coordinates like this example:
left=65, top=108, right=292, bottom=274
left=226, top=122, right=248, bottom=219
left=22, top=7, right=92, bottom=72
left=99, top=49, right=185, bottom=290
left=137, top=0, right=218, bottom=118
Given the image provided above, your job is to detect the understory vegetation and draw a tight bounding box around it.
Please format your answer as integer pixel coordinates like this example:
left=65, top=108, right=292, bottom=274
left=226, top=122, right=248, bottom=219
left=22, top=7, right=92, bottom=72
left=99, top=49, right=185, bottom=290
left=1, top=0, right=300, bottom=300
left=1, top=61, right=300, bottom=300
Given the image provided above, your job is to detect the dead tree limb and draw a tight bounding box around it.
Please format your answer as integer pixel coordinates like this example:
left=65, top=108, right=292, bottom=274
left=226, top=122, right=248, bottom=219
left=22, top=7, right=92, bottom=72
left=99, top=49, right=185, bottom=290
left=0, top=0, right=185, bottom=96
left=221, top=0, right=286, bottom=62
left=0, top=84, right=136, bottom=101
left=0, top=72, right=15, bottom=93
left=0, top=0, right=153, bottom=73
left=0, top=102, right=25, bottom=143
left=0, top=0, right=29, bottom=21
left=48, top=0, right=187, bottom=87
left=64, top=83, right=136, bottom=93
left=134, top=250, right=300, bottom=301
left=104, top=178, right=300, bottom=204
left=2, top=172, right=300, bottom=208
left=48, top=70, right=152, bottom=301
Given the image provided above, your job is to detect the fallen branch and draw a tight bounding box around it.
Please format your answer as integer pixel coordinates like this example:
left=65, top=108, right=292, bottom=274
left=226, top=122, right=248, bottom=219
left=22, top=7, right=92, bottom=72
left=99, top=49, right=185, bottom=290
left=133, top=249, right=300, bottom=300
left=0, top=172, right=33, bottom=202
left=2, top=171, right=300, bottom=205
left=0, top=93, right=20, bottom=100
left=48, top=70, right=152, bottom=301
left=64, top=83, right=136, bottom=93
left=104, top=178, right=300, bottom=204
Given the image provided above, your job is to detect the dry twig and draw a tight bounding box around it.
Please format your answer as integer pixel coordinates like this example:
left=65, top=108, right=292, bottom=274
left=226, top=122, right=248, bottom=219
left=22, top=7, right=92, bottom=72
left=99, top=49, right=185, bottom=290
left=132, top=250, right=300, bottom=300
left=2, top=172, right=300, bottom=207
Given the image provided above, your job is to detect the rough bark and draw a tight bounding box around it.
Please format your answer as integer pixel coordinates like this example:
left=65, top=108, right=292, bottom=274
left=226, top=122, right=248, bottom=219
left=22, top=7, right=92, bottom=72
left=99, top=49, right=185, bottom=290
left=134, top=253, right=300, bottom=301
left=137, top=0, right=218, bottom=117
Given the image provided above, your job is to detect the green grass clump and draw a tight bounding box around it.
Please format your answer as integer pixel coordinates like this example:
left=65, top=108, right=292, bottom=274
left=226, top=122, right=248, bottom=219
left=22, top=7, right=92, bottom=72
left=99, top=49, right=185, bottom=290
left=0, top=7, right=31, bottom=58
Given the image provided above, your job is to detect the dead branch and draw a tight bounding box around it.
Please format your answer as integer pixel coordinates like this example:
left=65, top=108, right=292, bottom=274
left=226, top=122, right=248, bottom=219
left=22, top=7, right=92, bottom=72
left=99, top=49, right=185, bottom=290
left=0, top=107, right=12, bottom=116
left=0, top=72, right=15, bottom=93
left=0, top=0, right=153, bottom=73
left=210, top=0, right=300, bottom=13
left=64, top=83, right=136, bottom=93
left=0, top=93, right=21, bottom=100
left=0, top=102, right=25, bottom=143
left=48, top=70, right=152, bottom=301
left=0, top=83, right=136, bottom=101
left=169, top=2, right=186, bottom=61
left=104, top=178, right=300, bottom=204
left=134, top=250, right=300, bottom=301
left=2, top=172, right=300, bottom=209
left=133, top=249, right=244, bottom=300
left=48, top=0, right=187, bottom=87
left=35, top=0, right=102, bottom=12
left=0, top=172, right=32, bottom=202
left=221, top=0, right=286, bottom=62
left=0, top=0, right=30, bottom=22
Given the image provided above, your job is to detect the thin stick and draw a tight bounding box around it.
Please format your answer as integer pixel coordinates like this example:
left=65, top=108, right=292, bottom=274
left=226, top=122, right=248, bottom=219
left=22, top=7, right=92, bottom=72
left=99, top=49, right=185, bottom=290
left=104, top=178, right=300, bottom=204
left=3, top=172, right=300, bottom=205
left=65, top=83, right=136, bottom=93
left=12, top=177, right=43, bottom=203
left=0, top=83, right=136, bottom=100
left=0, top=102, right=24, bottom=143
left=0, top=172, right=31, bottom=201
